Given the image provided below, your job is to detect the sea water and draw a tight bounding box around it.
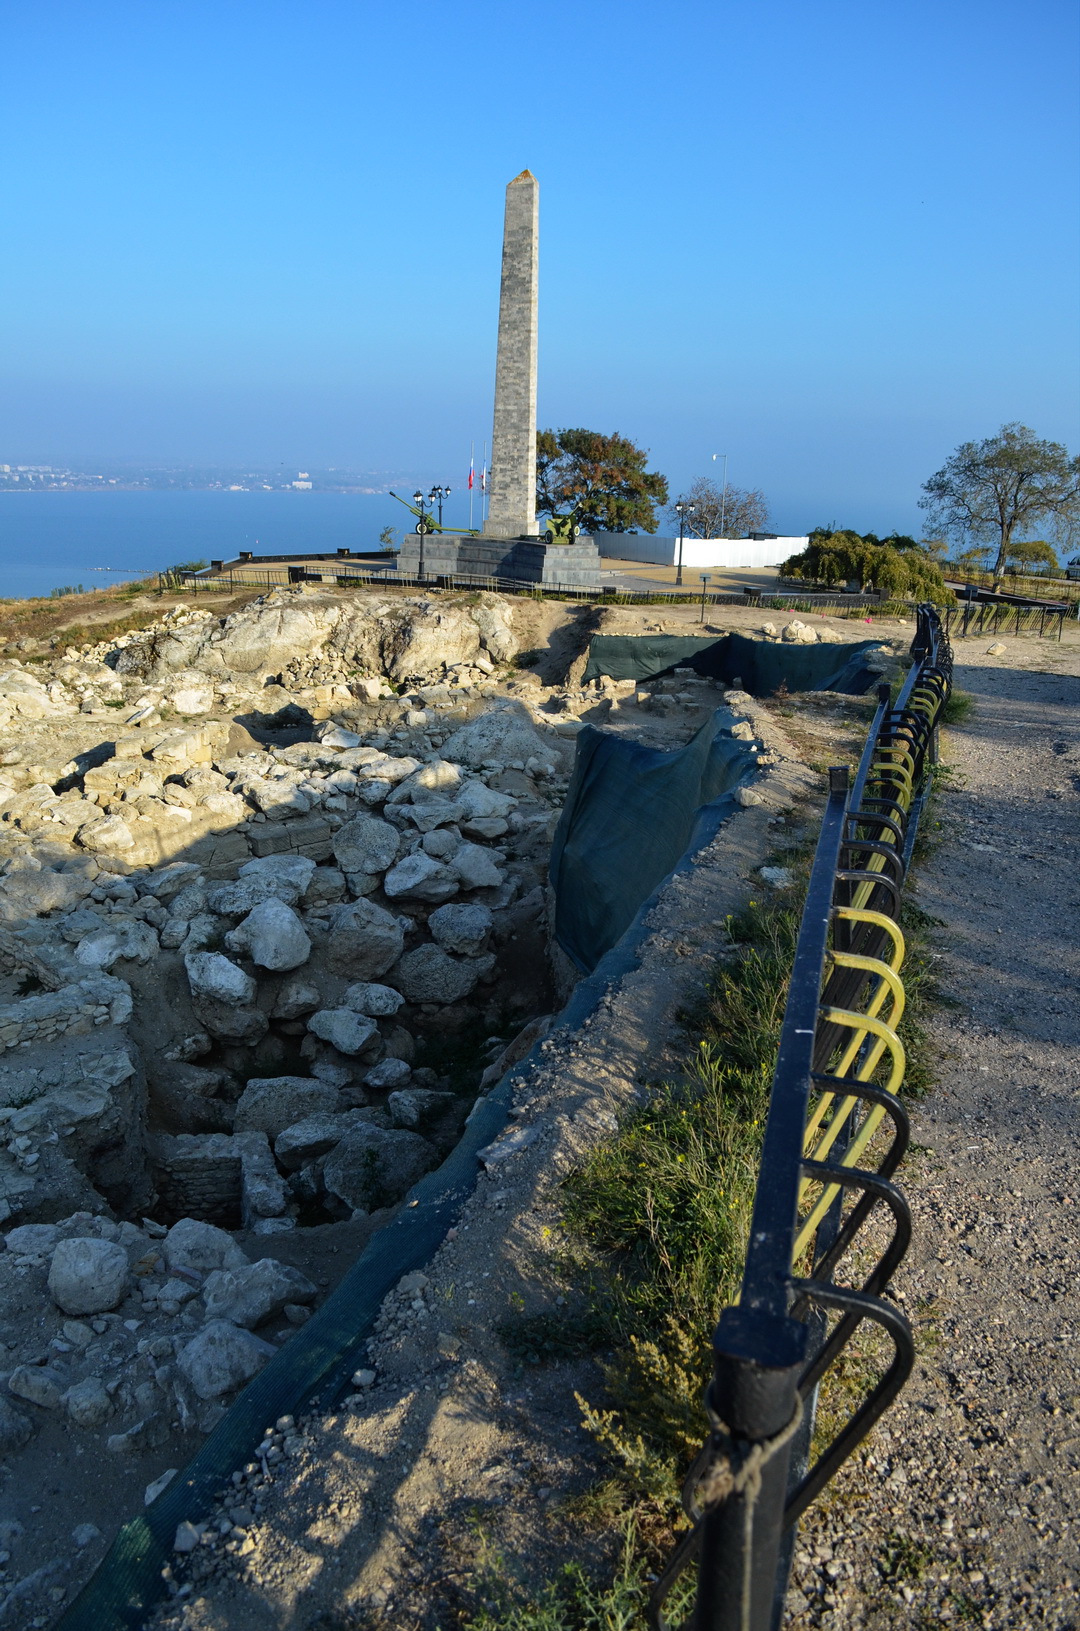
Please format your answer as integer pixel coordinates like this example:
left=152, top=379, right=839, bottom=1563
left=0, top=490, right=424, bottom=601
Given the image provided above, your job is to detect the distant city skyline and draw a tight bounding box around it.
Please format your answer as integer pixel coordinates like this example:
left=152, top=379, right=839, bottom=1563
left=0, top=0, right=1076, bottom=539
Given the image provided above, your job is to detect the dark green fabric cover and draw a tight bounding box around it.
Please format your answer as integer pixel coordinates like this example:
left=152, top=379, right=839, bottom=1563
left=549, top=709, right=756, bottom=973
left=581, top=631, right=880, bottom=695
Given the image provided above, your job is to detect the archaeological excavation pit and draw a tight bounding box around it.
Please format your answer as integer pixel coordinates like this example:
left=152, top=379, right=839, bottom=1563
left=0, top=584, right=907, bottom=1621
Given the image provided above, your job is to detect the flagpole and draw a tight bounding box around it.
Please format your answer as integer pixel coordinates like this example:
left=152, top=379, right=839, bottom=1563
left=469, top=440, right=474, bottom=530
left=482, top=439, right=488, bottom=524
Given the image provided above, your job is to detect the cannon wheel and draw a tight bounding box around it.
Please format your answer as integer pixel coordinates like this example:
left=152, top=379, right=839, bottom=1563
left=415, top=523, right=423, bottom=533
left=544, top=529, right=555, bottom=544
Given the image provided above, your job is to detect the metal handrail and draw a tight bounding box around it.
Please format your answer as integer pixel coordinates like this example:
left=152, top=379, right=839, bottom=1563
left=652, top=603, right=952, bottom=1631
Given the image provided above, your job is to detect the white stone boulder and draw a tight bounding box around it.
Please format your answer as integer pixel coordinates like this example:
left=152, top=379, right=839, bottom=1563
left=176, top=1320, right=276, bottom=1400
left=184, top=952, right=257, bottom=1007
left=781, top=619, right=818, bottom=644
left=342, top=981, right=404, bottom=1017
left=201, top=1258, right=317, bottom=1328
left=64, top=1377, right=113, bottom=1427
left=324, top=898, right=404, bottom=978
left=306, top=1008, right=378, bottom=1057
left=451, top=843, right=504, bottom=891
left=163, top=1218, right=250, bottom=1277
left=226, top=898, right=311, bottom=971
left=440, top=706, right=553, bottom=769
left=382, top=852, right=460, bottom=903
left=457, top=780, right=516, bottom=821
left=239, top=854, right=317, bottom=895
left=47, top=1238, right=130, bottom=1316
left=234, top=1077, right=341, bottom=1138
left=428, top=901, right=493, bottom=955
left=406, top=760, right=463, bottom=802
left=332, top=814, right=400, bottom=881
left=363, top=1057, right=411, bottom=1090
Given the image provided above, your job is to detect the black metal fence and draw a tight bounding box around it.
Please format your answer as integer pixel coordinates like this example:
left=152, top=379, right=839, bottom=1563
left=943, top=598, right=1071, bottom=641
left=652, top=603, right=953, bottom=1630
left=171, top=563, right=891, bottom=614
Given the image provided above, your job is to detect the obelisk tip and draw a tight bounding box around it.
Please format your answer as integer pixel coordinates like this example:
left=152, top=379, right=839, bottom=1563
left=509, top=168, right=536, bottom=184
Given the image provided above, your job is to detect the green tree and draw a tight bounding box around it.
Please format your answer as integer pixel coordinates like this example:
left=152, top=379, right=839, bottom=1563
left=781, top=529, right=952, bottom=601
left=668, top=476, right=770, bottom=538
left=536, top=428, right=668, bottom=533
left=1003, top=538, right=1058, bottom=574
left=378, top=525, right=398, bottom=552
left=920, top=423, right=1080, bottom=578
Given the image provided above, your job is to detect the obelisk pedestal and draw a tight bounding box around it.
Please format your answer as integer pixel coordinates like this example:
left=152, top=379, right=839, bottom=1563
left=482, top=169, right=539, bottom=539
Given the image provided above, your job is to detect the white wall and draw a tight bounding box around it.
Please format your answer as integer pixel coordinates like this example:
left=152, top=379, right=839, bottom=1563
left=590, top=533, right=807, bottom=569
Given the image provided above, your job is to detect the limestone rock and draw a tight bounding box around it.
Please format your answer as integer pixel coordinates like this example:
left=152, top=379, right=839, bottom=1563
left=163, top=1217, right=250, bottom=1278
left=342, top=981, right=404, bottom=1017
left=77, top=814, right=136, bottom=854
left=428, top=901, right=493, bottom=955
left=234, top=1077, right=341, bottom=1138
left=407, top=760, right=464, bottom=802
left=307, top=1008, right=378, bottom=1057
left=394, top=944, right=480, bottom=1005
left=451, top=843, right=504, bottom=891
left=781, top=619, right=818, bottom=644
left=363, top=1057, right=411, bottom=1090
left=8, top=1365, right=66, bottom=1409
left=47, top=1237, right=130, bottom=1316
left=184, top=952, right=257, bottom=1008
left=457, top=780, right=516, bottom=821
left=382, top=852, right=460, bottom=903
left=386, top=1088, right=453, bottom=1129
left=226, top=898, right=311, bottom=971
left=176, top=1320, right=276, bottom=1400
left=201, top=1258, right=317, bottom=1328
left=324, top=898, right=404, bottom=978
left=274, top=1112, right=365, bottom=1170
left=322, top=1123, right=434, bottom=1213
left=239, top=854, right=317, bottom=895
left=0, top=868, right=88, bottom=918
left=440, top=705, right=552, bottom=769
left=192, top=998, right=268, bottom=1046
left=332, top=814, right=400, bottom=878
left=63, top=1377, right=113, bottom=1428
left=271, top=978, right=321, bottom=1020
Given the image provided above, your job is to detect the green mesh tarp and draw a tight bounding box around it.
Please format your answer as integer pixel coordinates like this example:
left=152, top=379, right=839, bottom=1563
left=549, top=709, right=756, bottom=973
left=581, top=631, right=880, bottom=695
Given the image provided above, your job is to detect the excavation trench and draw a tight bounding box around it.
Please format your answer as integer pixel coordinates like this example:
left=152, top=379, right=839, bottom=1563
left=0, top=586, right=907, bottom=1630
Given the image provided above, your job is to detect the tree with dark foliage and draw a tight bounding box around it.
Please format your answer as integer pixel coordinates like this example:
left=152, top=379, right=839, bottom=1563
left=536, top=429, right=668, bottom=533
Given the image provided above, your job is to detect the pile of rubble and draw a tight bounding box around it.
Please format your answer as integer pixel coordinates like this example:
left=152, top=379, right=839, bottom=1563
left=0, top=590, right=599, bottom=1486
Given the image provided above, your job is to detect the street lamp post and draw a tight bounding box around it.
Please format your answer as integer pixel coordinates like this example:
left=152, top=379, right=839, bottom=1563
left=674, top=502, right=695, bottom=588
left=413, top=489, right=427, bottom=582
left=430, top=486, right=451, bottom=529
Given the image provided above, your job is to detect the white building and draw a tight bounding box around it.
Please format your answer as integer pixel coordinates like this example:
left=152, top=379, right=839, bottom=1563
left=590, top=533, right=807, bottom=570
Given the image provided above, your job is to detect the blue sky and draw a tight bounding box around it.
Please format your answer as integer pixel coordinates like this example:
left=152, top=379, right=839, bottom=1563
left=0, top=0, right=1076, bottom=535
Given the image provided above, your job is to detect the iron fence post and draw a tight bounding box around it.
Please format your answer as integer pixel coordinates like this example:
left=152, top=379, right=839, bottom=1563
left=695, top=1310, right=807, bottom=1631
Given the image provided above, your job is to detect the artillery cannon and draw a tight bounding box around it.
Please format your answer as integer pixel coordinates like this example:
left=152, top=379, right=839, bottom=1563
left=388, top=491, right=477, bottom=536
left=539, top=508, right=581, bottom=545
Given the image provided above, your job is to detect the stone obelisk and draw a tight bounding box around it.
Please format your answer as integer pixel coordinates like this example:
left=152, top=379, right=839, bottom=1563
left=482, top=170, right=539, bottom=538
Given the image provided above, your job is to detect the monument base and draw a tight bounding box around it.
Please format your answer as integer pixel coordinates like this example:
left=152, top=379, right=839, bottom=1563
left=395, top=532, right=603, bottom=589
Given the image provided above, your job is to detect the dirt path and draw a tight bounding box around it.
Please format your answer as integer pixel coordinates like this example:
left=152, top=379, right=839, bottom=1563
left=790, top=634, right=1080, bottom=1629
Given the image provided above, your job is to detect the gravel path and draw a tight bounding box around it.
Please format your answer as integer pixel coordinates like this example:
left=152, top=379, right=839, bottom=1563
left=789, top=635, right=1080, bottom=1630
